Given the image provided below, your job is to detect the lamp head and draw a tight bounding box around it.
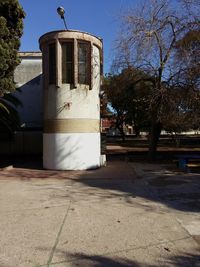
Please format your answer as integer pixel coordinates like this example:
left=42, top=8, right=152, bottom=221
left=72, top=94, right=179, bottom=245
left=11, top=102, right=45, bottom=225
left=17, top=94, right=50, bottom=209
left=57, top=6, right=65, bottom=19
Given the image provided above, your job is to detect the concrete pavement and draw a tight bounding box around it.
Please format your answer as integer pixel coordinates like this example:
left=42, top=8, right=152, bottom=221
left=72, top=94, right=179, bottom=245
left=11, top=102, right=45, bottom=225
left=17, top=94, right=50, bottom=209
left=0, top=158, right=199, bottom=267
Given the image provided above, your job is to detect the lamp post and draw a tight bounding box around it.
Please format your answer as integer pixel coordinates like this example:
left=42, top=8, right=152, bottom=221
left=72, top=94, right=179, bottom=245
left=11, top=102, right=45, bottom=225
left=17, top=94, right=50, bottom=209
left=57, top=6, right=68, bottom=30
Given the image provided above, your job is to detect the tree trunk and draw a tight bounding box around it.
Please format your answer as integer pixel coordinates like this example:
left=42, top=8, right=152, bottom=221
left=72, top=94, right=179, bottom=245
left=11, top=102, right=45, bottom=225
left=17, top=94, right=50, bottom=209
left=134, top=126, right=140, bottom=137
left=116, top=125, right=125, bottom=141
left=148, top=122, right=162, bottom=161
left=115, top=113, right=125, bottom=141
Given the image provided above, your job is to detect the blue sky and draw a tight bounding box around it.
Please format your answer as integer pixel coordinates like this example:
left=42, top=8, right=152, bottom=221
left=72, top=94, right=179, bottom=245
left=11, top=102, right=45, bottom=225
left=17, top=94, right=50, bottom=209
left=18, top=0, right=137, bottom=73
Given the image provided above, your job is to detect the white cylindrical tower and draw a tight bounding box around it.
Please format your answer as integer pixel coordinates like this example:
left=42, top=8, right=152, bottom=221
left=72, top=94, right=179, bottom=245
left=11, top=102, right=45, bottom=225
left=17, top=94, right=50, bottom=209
left=39, top=30, right=103, bottom=170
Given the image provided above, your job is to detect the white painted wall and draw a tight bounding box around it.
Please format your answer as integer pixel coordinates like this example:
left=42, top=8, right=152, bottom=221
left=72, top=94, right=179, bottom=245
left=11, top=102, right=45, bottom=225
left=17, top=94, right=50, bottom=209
left=14, top=58, right=43, bottom=127
left=44, top=84, right=100, bottom=120
left=43, top=133, right=100, bottom=170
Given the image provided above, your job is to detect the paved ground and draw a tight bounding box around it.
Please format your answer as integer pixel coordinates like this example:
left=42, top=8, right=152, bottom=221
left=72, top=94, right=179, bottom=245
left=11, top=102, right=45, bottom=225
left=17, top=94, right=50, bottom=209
left=0, top=157, right=200, bottom=267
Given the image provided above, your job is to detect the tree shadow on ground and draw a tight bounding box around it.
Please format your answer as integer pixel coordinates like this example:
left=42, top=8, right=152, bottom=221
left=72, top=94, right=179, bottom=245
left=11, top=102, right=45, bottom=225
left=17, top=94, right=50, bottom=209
left=39, top=249, right=200, bottom=267
left=75, top=157, right=200, bottom=213
left=0, top=156, right=200, bottom=213
left=53, top=253, right=140, bottom=267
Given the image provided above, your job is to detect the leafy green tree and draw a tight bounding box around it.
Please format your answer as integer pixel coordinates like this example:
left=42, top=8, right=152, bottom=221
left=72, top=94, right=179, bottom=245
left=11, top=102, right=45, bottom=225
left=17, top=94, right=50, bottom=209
left=0, top=91, right=22, bottom=134
left=125, top=80, right=152, bottom=136
left=0, top=0, right=25, bottom=96
left=103, top=73, right=127, bottom=139
left=103, top=68, right=152, bottom=138
left=0, top=0, right=25, bottom=133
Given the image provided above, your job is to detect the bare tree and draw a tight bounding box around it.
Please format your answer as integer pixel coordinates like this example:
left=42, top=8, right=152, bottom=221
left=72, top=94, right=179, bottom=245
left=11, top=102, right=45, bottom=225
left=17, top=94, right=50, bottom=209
left=113, top=0, right=200, bottom=160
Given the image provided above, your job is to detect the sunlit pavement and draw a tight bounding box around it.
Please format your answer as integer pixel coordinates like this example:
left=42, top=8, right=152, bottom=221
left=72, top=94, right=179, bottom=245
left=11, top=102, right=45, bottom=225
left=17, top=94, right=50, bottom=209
left=0, top=158, right=199, bottom=267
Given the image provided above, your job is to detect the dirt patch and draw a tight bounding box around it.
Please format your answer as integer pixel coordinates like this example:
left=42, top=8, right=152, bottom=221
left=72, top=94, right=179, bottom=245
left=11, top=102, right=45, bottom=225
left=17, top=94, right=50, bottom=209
left=193, top=235, right=200, bottom=246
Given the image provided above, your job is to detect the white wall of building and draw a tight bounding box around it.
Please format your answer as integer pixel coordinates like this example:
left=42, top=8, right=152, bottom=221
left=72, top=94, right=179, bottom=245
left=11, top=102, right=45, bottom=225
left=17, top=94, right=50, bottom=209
left=14, top=54, right=43, bottom=128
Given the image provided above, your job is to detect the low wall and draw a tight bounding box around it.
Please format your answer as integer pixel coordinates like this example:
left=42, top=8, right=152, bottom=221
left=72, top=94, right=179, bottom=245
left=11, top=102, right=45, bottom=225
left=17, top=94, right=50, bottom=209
left=0, top=131, right=42, bottom=155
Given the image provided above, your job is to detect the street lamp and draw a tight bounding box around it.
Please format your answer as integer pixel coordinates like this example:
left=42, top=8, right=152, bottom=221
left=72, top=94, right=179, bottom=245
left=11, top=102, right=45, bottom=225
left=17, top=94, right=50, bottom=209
left=57, top=6, right=68, bottom=30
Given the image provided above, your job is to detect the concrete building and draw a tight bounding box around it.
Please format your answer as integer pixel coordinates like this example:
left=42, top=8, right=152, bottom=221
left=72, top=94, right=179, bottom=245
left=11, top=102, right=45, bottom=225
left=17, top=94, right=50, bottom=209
left=0, top=52, right=43, bottom=156
left=14, top=52, right=43, bottom=128
left=39, top=30, right=103, bottom=170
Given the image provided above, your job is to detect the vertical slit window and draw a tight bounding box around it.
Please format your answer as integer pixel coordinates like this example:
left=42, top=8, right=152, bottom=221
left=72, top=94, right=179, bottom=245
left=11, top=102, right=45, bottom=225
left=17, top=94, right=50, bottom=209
left=48, top=43, right=56, bottom=84
left=78, top=42, right=90, bottom=85
left=62, top=42, right=74, bottom=84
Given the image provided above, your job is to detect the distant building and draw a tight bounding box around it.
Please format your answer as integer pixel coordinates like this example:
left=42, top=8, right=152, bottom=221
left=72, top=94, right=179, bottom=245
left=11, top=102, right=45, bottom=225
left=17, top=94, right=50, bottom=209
left=14, top=52, right=43, bottom=128
left=101, top=117, right=115, bottom=133
left=101, top=117, right=134, bottom=136
left=0, top=52, right=43, bottom=155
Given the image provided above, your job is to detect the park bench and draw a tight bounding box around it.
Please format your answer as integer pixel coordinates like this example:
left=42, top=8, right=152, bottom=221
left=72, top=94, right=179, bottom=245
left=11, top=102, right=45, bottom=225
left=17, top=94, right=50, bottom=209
left=174, top=154, right=200, bottom=171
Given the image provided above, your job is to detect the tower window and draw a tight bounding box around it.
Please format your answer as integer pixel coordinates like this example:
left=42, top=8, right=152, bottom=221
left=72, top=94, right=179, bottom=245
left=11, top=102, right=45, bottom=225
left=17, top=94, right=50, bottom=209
left=78, top=42, right=90, bottom=85
left=48, top=43, right=56, bottom=84
left=62, top=42, right=74, bottom=84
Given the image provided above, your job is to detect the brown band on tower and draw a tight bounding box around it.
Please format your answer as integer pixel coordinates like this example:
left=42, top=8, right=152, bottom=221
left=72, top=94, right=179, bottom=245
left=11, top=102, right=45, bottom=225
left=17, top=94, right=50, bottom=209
left=44, top=119, right=100, bottom=133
